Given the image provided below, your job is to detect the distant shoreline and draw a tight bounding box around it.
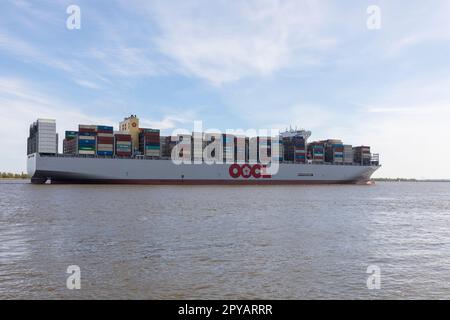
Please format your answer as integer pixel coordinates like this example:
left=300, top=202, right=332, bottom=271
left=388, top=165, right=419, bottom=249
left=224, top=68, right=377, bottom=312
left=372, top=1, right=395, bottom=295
left=2, top=172, right=449, bottom=183
left=0, top=172, right=30, bottom=179
left=373, top=178, right=450, bottom=182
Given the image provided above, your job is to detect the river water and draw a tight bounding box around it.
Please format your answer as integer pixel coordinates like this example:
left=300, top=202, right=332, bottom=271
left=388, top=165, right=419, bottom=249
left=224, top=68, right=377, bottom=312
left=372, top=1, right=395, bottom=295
left=0, top=180, right=449, bottom=299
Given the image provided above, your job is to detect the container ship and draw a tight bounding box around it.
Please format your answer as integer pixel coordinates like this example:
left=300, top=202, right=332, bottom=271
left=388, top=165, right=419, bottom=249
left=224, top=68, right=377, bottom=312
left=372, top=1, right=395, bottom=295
left=27, top=116, right=380, bottom=185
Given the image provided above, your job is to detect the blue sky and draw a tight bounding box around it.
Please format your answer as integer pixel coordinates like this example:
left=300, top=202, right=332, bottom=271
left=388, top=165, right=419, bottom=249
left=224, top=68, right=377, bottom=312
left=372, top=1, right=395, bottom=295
left=1, top=0, right=450, bottom=178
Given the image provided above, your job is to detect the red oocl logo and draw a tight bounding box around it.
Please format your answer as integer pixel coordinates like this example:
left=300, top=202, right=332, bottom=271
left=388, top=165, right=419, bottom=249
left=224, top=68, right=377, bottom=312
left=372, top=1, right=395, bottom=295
left=229, top=164, right=271, bottom=179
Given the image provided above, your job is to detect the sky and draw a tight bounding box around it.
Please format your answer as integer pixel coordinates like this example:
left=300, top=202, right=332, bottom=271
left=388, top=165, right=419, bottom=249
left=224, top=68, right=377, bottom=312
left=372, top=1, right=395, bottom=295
left=1, top=0, right=450, bottom=178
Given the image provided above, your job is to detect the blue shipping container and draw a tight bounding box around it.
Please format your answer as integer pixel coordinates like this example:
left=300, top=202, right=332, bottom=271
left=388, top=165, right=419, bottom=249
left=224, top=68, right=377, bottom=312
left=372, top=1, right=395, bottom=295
left=79, top=132, right=97, bottom=137
left=97, top=125, right=113, bottom=132
left=97, top=151, right=113, bottom=156
left=78, top=138, right=96, bottom=143
left=78, top=141, right=96, bottom=145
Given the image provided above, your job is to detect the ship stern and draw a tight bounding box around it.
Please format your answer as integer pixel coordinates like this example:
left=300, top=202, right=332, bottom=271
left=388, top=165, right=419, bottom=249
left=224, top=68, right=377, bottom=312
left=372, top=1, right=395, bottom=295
left=27, top=153, right=47, bottom=184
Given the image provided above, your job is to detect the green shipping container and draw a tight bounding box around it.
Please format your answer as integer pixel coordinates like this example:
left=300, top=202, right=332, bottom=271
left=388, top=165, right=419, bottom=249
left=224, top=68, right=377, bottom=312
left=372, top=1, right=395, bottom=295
left=65, top=131, right=78, bottom=139
left=78, top=146, right=96, bottom=151
left=145, top=145, right=160, bottom=150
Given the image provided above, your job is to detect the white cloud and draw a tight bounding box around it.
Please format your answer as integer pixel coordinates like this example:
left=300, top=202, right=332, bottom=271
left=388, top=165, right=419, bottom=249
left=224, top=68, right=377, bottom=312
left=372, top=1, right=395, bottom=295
left=74, top=79, right=102, bottom=90
left=140, top=114, right=195, bottom=131
left=2, top=0, right=335, bottom=87
left=366, top=105, right=450, bottom=116
left=377, top=1, right=450, bottom=56
left=136, top=0, right=335, bottom=85
left=268, top=101, right=450, bottom=180
left=0, top=31, right=73, bottom=73
left=218, top=76, right=450, bottom=179
left=353, top=112, right=450, bottom=180
left=0, top=77, right=199, bottom=172
left=0, top=30, right=110, bottom=89
left=89, top=47, right=164, bottom=78
left=0, top=77, right=115, bottom=172
left=347, top=78, right=450, bottom=179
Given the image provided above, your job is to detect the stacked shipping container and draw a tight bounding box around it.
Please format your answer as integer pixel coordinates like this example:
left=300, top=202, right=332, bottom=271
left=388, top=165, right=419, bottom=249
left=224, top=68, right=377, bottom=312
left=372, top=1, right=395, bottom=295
left=139, top=129, right=160, bottom=157
left=331, top=144, right=344, bottom=163
left=203, top=134, right=223, bottom=161
left=63, top=131, right=78, bottom=155
left=272, top=138, right=283, bottom=162
left=353, top=146, right=371, bottom=165
left=177, top=134, right=191, bottom=160
left=223, top=134, right=234, bottom=163
left=281, top=136, right=306, bottom=163
left=96, top=126, right=114, bottom=156
left=343, top=145, right=353, bottom=164
left=257, top=137, right=271, bottom=164
left=65, top=131, right=77, bottom=140
left=192, top=132, right=204, bottom=162
left=282, top=138, right=293, bottom=162
left=248, top=137, right=258, bottom=163
left=114, top=133, right=132, bottom=157
left=307, top=142, right=325, bottom=163
left=160, top=136, right=176, bottom=158
left=235, top=135, right=246, bottom=163
left=42, top=116, right=376, bottom=166
left=293, top=136, right=306, bottom=163
left=323, top=139, right=344, bottom=164
left=78, top=125, right=97, bottom=155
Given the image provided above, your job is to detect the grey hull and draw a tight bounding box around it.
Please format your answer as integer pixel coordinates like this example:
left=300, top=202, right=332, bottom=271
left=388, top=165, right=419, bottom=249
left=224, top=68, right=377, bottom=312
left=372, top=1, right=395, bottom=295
left=27, top=154, right=380, bottom=185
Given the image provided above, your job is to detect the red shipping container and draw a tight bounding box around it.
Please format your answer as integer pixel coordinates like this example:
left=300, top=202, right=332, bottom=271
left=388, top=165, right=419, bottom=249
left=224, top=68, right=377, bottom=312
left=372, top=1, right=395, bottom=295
left=98, top=137, right=114, bottom=143
left=145, top=137, right=160, bottom=143
left=79, top=128, right=96, bottom=133
left=97, top=137, right=114, bottom=144
left=116, top=152, right=132, bottom=157
left=115, top=134, right=132, bottom=141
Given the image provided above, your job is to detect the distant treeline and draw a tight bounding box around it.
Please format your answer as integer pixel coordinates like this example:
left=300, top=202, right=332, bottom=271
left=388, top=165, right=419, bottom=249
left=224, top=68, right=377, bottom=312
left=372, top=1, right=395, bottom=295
left=374, top=178, right=450, bottom=182
left=0, top=172, right=29, bottom=179
left=373, top=178, right=418, bottom=182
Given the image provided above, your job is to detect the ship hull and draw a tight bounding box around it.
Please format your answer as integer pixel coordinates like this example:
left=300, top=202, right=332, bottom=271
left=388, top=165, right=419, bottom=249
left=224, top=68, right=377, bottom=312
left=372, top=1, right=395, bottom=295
left=27, top=154, right=380, bottom=185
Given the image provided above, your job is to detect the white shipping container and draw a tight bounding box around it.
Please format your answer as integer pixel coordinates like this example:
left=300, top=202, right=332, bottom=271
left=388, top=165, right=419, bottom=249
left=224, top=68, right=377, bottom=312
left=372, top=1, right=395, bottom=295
left=79, top=136, right=96, bottom=140
left=79, top=150, right=95, bottom=155
left=97, top=144, right=113, bottom=149
left=79, top=125, right=96, bottom=130
left=116, top=141, right=132, bottom=145
left=145, top=151, right=160, bottom=156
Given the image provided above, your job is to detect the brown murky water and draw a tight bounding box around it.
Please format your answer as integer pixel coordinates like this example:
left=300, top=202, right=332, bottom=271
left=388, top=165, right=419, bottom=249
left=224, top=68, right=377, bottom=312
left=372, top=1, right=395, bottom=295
left=1, top=181, right=450, bottom=299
